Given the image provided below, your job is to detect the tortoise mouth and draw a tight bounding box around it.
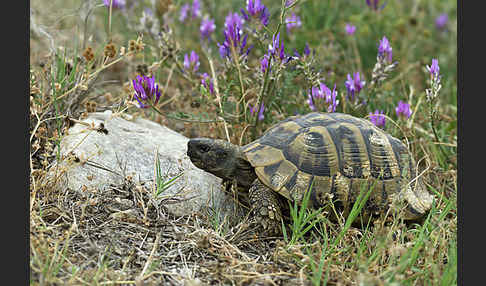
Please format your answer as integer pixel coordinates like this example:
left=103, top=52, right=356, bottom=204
left=187, top=139, right=210, bottom=169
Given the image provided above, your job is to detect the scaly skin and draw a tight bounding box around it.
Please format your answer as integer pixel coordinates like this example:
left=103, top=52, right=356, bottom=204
left=248, top=179, right=283, bottom=235
left=187, top=138, right=281, bottom=235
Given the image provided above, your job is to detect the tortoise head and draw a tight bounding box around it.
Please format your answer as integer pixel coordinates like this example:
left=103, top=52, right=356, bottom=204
left=187, top=138, right=256, bottom=187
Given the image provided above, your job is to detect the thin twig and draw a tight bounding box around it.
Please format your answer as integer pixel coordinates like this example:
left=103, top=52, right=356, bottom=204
left=205, top=49, right=231, bottom=142
left=138, top=230, right=162, bottom=281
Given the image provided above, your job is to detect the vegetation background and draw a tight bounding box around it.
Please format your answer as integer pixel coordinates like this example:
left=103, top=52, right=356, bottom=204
left=30, top=0, right=457, bottom=284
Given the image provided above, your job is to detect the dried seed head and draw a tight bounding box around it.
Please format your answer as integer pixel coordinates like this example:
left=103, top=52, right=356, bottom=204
left=135, top=35, right=145, bottom=53
left=85, top=101, right=97, bottom=113
left=104, top=42, right=117, bottom=58
left=83, top=46, right=94, bottom=62
left=128, top=40, right=137, bottom=52
left=136, top=42, right=144, bottom=53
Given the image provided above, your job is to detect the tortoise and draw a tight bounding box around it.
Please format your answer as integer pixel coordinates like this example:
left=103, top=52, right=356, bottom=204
left=187, top=112, right=433, bottom=234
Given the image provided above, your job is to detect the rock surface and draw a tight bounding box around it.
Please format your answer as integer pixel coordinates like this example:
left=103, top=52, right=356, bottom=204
left=52, top=110, right=244, bottom=219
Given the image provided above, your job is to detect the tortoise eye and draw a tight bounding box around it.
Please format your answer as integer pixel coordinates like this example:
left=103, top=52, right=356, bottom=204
left=199, top=144, right=210, bottom=153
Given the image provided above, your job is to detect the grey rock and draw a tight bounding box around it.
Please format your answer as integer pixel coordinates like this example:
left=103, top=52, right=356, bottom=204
left=51, top=110, right=244, bottom=219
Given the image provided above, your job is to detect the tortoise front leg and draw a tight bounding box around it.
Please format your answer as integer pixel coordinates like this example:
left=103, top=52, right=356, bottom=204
left=249, top=179, right=283, bottom=235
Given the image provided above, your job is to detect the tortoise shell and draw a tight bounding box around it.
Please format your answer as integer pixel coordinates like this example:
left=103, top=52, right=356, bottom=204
left=242, top=112, right=432, bottom=218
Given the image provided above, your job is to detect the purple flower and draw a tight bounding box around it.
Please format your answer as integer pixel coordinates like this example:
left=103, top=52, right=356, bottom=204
left=327, top=84, right=339, bottom=112
left=268, top=33, right=285, bottom=61
left=366, top=0, right=387, bottom=11
left=378, top=36, right=393, bottom=62
left=369, top=110, right=386, bottom=128
left=250, top=102, right=265, bottom=121
left=191, top=0, right=201, bottom=19
left=354, top=72, right=366, bottom=91
left=132, top=75, right=161, bottom=108
left=320, top=83, right=332, bottom=101
left=293, top=43, right=310, bottom=59
left=261, top=54, right=270, bottom=73
left=345, top=74, right=356, bottom=99
left=183, top=51, right=200, bottom=72
left=103, top=0, right=125, bottom=9
left=201, top=73, right=214, bottom=95
left=307, top=93, right=316, bottom=111
left=307, top=82, right=335, bottom=111
left=395, top=100, right=412, bottom=119
left=200, top=17, right=216, bottom=40
left=217, top=20, right=252, bottom=59
left=179, top=4, right=190, bottom=22
left=345, top=72, right=366, bottom=102
left=345, top=23, right=356, bottom=35
left=241, top=0, right=269, bottom=26
left=225, top=12, right=244, bottom=30
left=285, top=13, right=302, bottom=33
left=427, top=58, right=440, bottom=78
left=217, top=43, right=230, bottom=59
left=304, top=43, right=310, bottom=56
left=435, top=13, right=448, bottom=30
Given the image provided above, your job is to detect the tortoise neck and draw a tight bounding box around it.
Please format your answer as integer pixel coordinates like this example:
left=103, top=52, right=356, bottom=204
left=231, top=148, right=258, bottom=189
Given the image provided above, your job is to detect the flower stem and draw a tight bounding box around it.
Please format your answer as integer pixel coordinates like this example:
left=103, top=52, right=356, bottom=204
left=428, top=102, right=449, bottom=163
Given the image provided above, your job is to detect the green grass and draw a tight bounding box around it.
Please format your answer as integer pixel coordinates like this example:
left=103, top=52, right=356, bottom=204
left=30, top=0, right=457, bottom=284
left=153, top=149, right=185, bottom=198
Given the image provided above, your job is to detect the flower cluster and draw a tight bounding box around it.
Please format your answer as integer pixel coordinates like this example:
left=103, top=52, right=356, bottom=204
left=225, top=12, right=244, bottom=30
left=183, top=51, right=200, bottom=73
left=345, top=23, right=356, bottom=36
left=427, top=58, right=440, bottom=78
left=435, top=13, right=448, bottom=30
left=378, top=36, right=393, bottom=63
left=179, top=0, right=201, bottom=22
left=327, top=84, right=339, bottom=112
left=200, top=17, right=216, bottom=40
left=285, top=13, right=302, bottom=33
left=344, top=72, right=365, bottom=103
left=241, top=0, right=269, bottom=26
left=201, top=73, right=215, bottom=95
left=132, top=75, right=162, bottom=108
left=268, top=32, right=286, bottom=62
left=395, top=101, right=412, bottom=119
left=425, top=58, right=442, bottom=101
left=260, top=54, right=270, bottom=73
left=370, top=36, right=398, bottom=87
left=257, top=32, right=292, bottom=76
left=103, top=0, right=125, bottom=9
left=366, top=0, right=387, bottom=11
left=293, top=43, right=311, bottom=58
left=217, top=13, right=251, bottom=59
left=369, top=110, right=386, bottom=128
left=307, top=82, right=339, bottom=113
left=250, top=102, right=265, bottom=121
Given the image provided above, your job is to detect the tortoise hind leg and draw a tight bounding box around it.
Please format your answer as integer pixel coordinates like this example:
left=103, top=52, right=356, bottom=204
left=401, top=180, right=434, bottom=220
left=249, top=179, right=283, bottom=235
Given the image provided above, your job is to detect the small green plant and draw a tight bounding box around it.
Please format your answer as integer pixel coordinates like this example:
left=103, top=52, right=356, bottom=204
left=282, top=180, right=326, bottom=246
left=153, top=150, right=184, bottom=198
